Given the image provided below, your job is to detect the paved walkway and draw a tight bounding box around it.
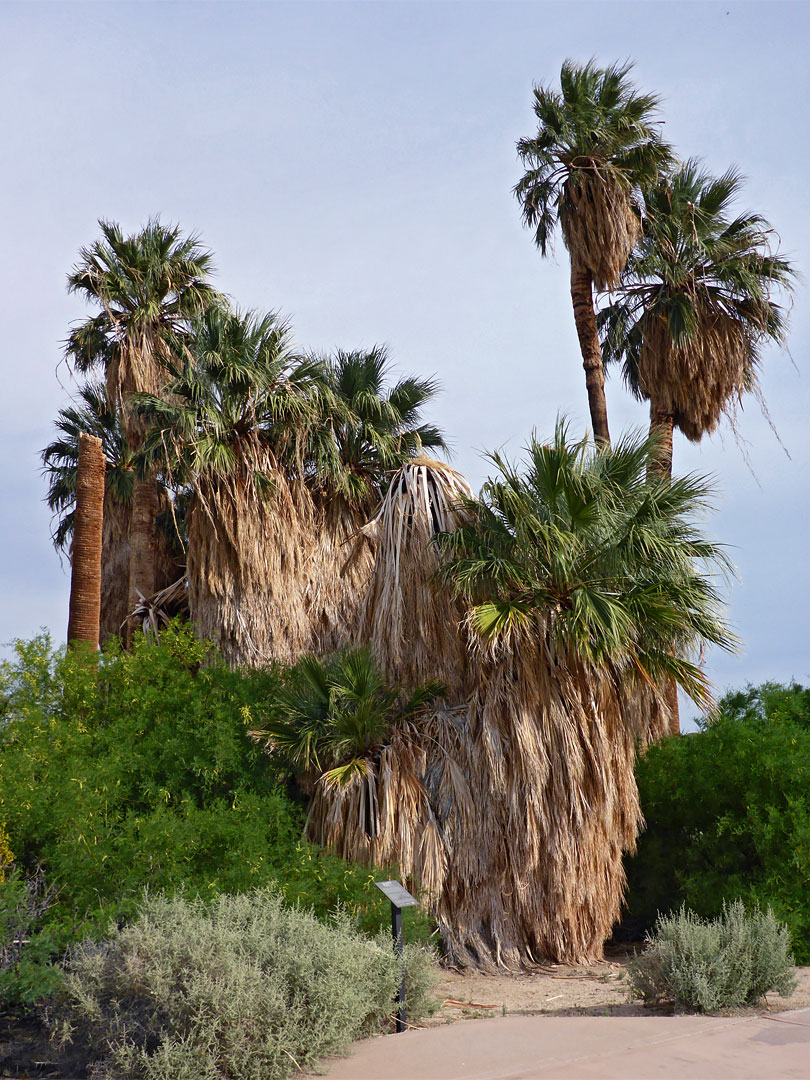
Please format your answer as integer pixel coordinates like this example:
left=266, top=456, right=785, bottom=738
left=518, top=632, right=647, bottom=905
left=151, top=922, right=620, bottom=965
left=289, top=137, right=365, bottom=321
left=321, top=1008, right=810, bottom=1079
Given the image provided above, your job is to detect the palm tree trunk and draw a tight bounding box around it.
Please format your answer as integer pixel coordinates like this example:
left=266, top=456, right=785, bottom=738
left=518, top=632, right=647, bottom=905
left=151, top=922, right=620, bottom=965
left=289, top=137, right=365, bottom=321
left=67, top=433, right=105, bottom=649
left=570, top=264, right=611, bottom=446
left=648, top=405, right=674, bottom=479
left=648, top=404, right=680, bottom=736
left=126, top=477, right=158, bottom=645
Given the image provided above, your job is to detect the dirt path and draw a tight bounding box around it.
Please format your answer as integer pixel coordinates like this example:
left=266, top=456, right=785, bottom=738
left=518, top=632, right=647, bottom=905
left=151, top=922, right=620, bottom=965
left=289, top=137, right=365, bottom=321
left=429, top=954, right=810, bottom=1023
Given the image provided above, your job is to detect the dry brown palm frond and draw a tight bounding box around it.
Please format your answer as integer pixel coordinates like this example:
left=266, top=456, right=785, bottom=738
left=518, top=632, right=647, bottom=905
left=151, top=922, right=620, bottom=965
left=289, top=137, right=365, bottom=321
left=187, top=453, right=317, bottom=667
left=560, top=166, right=641, bottom=291
left=131, top=574, right=189, bottom=641
left=358, top=457, right=474, bottom=700
left=99, top=490, right=131, bottom=644
left=638, top=308, right=750, bottom=441
left=305, top=493, right=377, bottom=655
left=101, top=485, right=185, bottom=644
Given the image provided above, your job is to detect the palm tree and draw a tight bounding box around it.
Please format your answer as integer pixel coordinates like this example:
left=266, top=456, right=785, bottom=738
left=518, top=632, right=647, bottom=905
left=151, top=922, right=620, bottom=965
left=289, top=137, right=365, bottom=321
left=599, top=160, right=795, bottom=475
left=302, top=346, right=448, bottom=653
left=515, top=60, right=671, bottom=444
left=252, top=648, right=445, bottom=872
left=66, top=433, right=106, bottom=649
left=137, top=305, right=322, bottom=666
left=41, top=381, right=185, bottom=643
left=428, top=424, right=734, bottom=967
left=66, top=219, right=218, bottom=634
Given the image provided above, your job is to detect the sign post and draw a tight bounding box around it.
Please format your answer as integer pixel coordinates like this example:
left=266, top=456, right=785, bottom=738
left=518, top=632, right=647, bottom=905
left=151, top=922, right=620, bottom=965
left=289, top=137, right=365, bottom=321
left=375, top=879, right=418, bottom=1032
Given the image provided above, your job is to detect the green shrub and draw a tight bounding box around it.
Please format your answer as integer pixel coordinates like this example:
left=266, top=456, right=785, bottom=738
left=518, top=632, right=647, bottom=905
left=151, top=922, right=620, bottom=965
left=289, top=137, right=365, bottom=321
left=50, top=887, right=438, bottom=1080
left=628, top=901, right=797, bottom=1012
left=623, top=681, right=810, bottom=961
left=0, top=629, right=436, bottom=1006
left=0, top=868, right=64, bottom=1007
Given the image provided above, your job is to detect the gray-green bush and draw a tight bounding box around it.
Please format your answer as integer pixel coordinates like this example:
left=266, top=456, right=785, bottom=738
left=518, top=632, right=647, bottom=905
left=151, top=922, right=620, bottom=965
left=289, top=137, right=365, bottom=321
left=50, top=888, right=438, bottom=1080
left=628, top=901, right=797, bottom=1012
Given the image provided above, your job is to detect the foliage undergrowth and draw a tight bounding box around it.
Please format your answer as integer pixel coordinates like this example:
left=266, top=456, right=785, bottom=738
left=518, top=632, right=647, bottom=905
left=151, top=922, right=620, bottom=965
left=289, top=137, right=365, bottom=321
left=0, top=627, right=434, bottom=1007
left=628, top=901, right=796, bottom=1012
left=49, top=887, right=438, bottom=1080
left=623, top=682, right=810, bottom=962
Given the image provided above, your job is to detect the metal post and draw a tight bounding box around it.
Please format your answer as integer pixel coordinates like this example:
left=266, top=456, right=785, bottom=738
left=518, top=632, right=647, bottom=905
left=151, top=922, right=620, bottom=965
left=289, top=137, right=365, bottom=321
left=391, top=902, right=406, bottom=1032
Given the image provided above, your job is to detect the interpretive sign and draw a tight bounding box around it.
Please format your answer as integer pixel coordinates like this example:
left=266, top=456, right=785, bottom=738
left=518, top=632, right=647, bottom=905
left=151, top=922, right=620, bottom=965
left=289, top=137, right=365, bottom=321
left=374, top=880, right=418, bottom=908
left=374, top=879, right=417, bottom=1031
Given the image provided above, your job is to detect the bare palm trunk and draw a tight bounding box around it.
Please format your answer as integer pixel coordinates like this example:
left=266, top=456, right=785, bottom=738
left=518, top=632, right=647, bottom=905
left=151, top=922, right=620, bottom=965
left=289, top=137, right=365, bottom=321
left=126, top=477, right=158, bottom=645
left=570, top=264, right=611, bottom=446
left=67, top=433, right=105, bottom=649
left=647, top=404, right=680, bottom=735
left=648, top=405, right=674, bottom=479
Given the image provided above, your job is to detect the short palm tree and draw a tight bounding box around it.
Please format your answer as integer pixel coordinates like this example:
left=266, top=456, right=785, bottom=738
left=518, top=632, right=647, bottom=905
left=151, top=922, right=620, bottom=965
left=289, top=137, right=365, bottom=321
left=303, top=346, right=448, bottom=653
left=137, top=305, right=323, bottom=666
left=254, top=648, right=445, bottom=866
left=66, top=219, right=218, bottom=628
left=598, top=160, right=795, bottom=475
left=515, top=60, right=672, bottom=444
left=42, top=382, right=184, bottom=643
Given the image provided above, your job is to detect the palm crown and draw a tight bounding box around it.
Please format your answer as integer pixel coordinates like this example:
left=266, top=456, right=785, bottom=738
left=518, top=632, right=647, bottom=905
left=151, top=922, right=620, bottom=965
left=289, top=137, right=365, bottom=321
left=304, top=346, right=446, bottom=504
left=66, top=218, right=219, bottom=438
left=599, top=160, right=795, bottom=441
left=515, top=59, right=671, bottom=289
left=137, top=305, right=321, bottom=492
left=436, top=421, right=736, bottom=707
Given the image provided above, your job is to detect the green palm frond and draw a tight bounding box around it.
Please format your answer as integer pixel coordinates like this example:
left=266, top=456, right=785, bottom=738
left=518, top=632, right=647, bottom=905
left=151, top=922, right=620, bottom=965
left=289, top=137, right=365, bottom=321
left=436, top=420, right=736, bottom=701
left=302, top=346, right=447, bottom=504
left=515, top=58, right=672, bottom=281
left=253, top=647, right=445, bottom=782
left=40, top=380, right=133, bottom=551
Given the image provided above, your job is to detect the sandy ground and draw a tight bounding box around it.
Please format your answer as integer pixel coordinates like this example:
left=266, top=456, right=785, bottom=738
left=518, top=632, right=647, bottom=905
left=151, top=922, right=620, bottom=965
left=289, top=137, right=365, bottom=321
left=426, top=951, right=810, bottom=1023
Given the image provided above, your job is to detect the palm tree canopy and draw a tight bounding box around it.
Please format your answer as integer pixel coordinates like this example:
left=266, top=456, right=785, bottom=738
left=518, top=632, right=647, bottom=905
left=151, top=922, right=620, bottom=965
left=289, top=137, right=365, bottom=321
left=137, top=305, right=322, bottom=493
left=515, top=59, right=672, bottom=289
left=65, top=218, right=219, bottom=423
left=599, top=160, right=796, bottom=439
left=41, top=381, right=133, bottom=551
left=303, top=346, right=447, bottom=504
left=435, top=421, right=736, bottom=707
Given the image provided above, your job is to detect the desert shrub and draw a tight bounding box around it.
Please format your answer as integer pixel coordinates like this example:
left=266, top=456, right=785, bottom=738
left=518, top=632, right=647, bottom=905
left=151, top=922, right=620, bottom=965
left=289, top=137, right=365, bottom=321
left=622, top=681, right=810, bottom=961
left=628, top=901, right=797, bottom=1012
left=50, top=887, right=438, bottom=1080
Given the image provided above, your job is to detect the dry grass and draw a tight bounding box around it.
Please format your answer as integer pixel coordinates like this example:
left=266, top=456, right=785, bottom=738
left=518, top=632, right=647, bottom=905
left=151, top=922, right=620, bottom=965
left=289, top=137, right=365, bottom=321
left=560, top=167, right=641, bottom=291
left=638, top=308, right=750, bottom=441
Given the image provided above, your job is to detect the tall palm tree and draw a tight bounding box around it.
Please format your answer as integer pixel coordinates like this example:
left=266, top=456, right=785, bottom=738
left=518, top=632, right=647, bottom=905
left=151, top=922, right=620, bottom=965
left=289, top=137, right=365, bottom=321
left=66, top=219, right=218, bottom=634
left=515, top=60, right=672, bottom=444
left=599, top=160, right=795, bottom=475
left=303, top=346, right=448, bottom=653
left=41, top=381, right=185, bottom=643
left=137, top=305, right=322, bottom=666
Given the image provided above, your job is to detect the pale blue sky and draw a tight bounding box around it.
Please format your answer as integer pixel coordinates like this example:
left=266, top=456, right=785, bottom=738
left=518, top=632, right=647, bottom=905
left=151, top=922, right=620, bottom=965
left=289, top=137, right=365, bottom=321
left=2, top=1, right=808, bottom=719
